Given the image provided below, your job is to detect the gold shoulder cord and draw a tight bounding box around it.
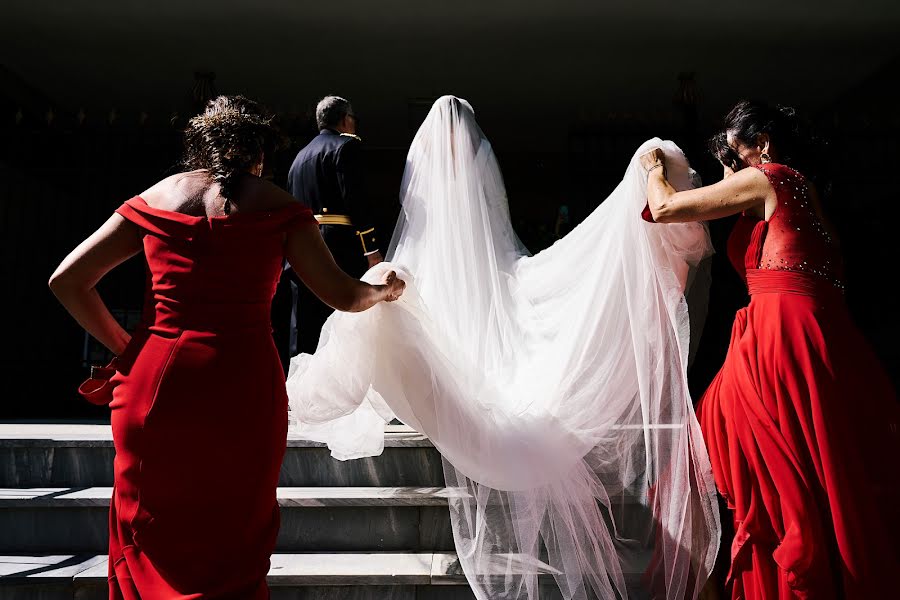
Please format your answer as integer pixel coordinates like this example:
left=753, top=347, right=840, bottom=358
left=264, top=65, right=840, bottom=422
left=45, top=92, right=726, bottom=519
left=315, top=214, right=352, bottom=226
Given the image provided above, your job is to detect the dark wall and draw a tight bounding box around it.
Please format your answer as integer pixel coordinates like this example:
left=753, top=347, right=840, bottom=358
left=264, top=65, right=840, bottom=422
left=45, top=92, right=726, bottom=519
left=2, top=57, right=898, bottom=420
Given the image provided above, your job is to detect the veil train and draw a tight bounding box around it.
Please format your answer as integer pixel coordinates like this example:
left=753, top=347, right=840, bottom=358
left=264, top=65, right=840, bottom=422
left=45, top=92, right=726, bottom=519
left=287, top=95, right=720, bottom=600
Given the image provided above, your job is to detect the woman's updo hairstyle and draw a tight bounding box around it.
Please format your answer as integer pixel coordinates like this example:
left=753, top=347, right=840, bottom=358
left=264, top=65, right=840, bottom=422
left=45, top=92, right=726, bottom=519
left=715, top=99, right=832, bottom=197
left=183, top=95, right=278, bottom=200
left=724, top=100, right=802, bottom=163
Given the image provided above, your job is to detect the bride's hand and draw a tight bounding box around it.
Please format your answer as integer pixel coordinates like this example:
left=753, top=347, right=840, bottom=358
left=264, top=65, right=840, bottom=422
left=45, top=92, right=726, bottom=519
left=382, top=271, right=406, bottom=302
left=640, top=148, right=664, bottom=171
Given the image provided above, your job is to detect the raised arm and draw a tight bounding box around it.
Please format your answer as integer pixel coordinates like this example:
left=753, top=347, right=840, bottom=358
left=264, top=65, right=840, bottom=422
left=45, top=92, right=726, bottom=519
left=640, top=149, right=776, bottom=223
left=284, top=221, right=403, bottom=312
left=49, top=214, right=144, bottom=355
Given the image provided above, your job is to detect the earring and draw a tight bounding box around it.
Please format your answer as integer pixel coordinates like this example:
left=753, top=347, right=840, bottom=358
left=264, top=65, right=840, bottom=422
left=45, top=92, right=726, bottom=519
left=760, top=152, right=771, bottom=164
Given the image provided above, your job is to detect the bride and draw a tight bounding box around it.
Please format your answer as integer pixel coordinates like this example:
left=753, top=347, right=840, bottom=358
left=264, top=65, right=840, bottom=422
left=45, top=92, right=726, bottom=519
left=286, top=95, right=720, bottom=600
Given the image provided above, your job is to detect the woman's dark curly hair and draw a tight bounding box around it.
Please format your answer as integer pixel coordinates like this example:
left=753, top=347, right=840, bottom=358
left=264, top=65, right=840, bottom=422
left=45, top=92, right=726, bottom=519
left=182, top=95, right=278, bottom=201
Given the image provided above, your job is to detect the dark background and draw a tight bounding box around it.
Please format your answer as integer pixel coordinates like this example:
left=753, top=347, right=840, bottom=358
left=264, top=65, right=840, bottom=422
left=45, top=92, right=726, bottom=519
left=2, top=3, right=898, bottom=593
left=1, top=0, right=897, bottom=421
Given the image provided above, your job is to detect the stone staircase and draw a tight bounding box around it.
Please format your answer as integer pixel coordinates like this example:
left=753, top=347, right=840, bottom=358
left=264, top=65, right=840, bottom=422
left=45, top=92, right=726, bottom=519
left=0, top=423, right=494, bottom=600
left=1, top=423, right=663, bottom=599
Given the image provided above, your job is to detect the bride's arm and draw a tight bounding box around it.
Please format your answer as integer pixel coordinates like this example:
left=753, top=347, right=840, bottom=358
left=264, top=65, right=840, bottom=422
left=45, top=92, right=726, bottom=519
left=641, top=150, right=775, bottom=223
left=49, top=214, right=143, bottom=355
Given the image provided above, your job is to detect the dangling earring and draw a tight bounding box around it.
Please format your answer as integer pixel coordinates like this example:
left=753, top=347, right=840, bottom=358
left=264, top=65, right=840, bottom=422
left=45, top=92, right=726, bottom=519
left=760, top=152, right=771, bottom=164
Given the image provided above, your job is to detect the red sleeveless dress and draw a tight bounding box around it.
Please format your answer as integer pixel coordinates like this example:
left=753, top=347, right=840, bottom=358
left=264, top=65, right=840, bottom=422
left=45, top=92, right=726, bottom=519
left=697, top=164, right=900, bottom=599
left=107, top=197, right=316, bottom=599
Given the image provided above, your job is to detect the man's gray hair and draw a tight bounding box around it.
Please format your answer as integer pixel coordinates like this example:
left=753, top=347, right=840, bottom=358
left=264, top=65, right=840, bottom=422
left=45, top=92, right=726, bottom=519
left=316, top=96, right=353, bottom=130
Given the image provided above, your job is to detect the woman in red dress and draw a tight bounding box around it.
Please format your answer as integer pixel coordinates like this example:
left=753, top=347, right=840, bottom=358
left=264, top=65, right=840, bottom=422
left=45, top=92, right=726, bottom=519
left=49, top=95, right=405, bottom=599
left=641, top=100, right=899, bottom=599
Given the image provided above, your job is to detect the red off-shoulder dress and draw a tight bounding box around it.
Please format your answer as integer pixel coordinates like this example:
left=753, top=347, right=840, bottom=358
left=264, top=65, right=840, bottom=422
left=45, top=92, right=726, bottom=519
left=697, top=164, right=899, bottom=599
left=107, top=197, right=315, bottom=598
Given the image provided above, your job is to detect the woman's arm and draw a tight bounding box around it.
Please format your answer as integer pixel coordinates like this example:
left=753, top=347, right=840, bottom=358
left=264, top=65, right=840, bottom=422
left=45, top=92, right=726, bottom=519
left=640, top=150, right=775, bottom=223
left=49, top=214, right=144, bottom=355
left=285, top=222, right=404, bottom=312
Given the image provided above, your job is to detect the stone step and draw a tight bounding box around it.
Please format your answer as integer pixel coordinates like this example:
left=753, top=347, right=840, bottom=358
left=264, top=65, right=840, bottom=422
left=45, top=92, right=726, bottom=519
left=0, top=553, right=479, bottom=600
left=0, top=424, right=443, bottom=488
left=0, top=487, right=456, bottom=553
left=1, top=422, right=681, bottom=489
left=0, top=552, right=584, bottom=600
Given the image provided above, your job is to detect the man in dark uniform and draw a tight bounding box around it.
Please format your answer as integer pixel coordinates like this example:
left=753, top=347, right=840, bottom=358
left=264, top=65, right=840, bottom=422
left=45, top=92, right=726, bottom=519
left=272, top=96, right=382, bottom=371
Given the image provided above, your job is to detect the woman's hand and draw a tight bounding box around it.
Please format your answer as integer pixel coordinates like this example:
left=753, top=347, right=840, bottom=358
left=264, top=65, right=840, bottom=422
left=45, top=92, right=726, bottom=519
left=286, top=220, right=405, bottom=312
left=640, top=148, right=665, bottom=172
left=382, top=271, right=406, bottom=302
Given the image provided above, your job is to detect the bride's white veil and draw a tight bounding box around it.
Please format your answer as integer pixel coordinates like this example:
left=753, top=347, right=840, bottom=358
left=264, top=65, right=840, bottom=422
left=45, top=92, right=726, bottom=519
left=287, top=95, right=720, bottom=599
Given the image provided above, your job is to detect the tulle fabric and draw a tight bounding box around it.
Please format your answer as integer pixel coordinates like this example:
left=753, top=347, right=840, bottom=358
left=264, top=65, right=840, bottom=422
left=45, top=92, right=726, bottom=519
left=287, top=96, right=720, bottom=599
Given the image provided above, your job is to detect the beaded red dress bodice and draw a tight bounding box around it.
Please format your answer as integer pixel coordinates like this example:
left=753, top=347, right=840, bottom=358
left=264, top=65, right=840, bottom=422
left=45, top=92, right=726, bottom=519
left=726, top=163, right=844, bottom=290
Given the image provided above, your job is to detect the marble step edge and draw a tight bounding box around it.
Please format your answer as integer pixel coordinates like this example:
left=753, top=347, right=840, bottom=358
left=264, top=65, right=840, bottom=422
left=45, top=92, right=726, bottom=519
left=0, top=421, right=684, bottom=448
left=0, top=552, right=558, bottom=585
left=0, top=486, right=456, bottom=507
left=0, top=424, right=431, bottom=448
left=0, top=486, right=643, bottom=507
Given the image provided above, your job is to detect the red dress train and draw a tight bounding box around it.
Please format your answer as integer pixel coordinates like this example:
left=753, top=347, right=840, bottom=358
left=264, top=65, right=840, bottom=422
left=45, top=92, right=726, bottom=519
left=107, top=197, right=316, bottom=598
left=697, top=164, right=900, bottom=598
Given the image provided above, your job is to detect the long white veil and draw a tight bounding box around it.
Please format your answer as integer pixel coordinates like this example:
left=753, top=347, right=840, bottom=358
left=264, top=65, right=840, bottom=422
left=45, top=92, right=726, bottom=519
left=287, top=96, right=720, bottom=599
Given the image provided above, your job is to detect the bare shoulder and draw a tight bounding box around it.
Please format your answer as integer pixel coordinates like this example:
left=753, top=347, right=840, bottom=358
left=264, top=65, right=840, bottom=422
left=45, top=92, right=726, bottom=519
left=714, top=166, right=776, bottom=219
left=243, top=176, right=300, bottom=210
left=742, top=166, right=779, bottom=217
left=727, top=165, right=773, bottom=192
left=139, top=171, right=211, bottom=210
left=701, top=165, right=776, bottom=204
left=138, top=171, right=298, bottom=215
left=139, top=173, right=179, bottom=207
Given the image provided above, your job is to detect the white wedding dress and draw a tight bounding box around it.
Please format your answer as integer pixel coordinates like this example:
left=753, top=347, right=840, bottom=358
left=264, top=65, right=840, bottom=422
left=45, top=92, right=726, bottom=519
left=286, top=96, right=720, bottom=600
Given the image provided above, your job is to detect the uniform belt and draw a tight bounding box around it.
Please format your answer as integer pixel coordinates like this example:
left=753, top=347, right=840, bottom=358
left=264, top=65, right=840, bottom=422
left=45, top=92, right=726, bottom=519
left=314, top=214, right=353, bottom=226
